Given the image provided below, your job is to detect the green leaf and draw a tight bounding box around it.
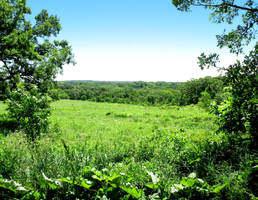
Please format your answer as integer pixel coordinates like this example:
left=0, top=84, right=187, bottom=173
left=59, top=177, right=73, bottom=184
left=81, top=179, right=92, bottom=190
left=212, top=183, right=227, bottom=193
left=120, top=186, right=142, bottom=199
left=92, top=174, right=103, bottom=182
left=181, top=177, right=195, bottom=187
left=107, top=174, right=121, bottom=183
left=47, top=182, right=58, bottom=190
left=145, top=183, right=158, bottom=190
left=189, top=158, right=201, bottom=164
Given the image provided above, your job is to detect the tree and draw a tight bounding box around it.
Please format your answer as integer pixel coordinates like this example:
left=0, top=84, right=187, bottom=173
left=0, top=0, right=74, bottom=139
left=0, top=0, right=74, bottom=93
left=172, top=0, right=257, bottom=57
left=213, top=46, right=258, bottom=143
left=172, top=0, right=257, bottom=145
left=178, top=76, right=225, bottom=105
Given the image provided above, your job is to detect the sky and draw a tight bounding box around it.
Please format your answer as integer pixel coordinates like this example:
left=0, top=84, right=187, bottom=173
left=27, top=0, right=244, bottom=82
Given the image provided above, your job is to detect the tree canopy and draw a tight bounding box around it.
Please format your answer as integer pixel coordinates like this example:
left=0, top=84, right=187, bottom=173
left=172, top=0, right=257, bottom=54
left=0, top=0, right=74, bottom=139
left=0, top=0, right=74, bottom=95
left=172, top=0, right=257, bottom=71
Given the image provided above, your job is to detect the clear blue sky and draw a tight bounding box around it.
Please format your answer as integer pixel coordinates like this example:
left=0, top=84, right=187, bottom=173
left=27, top=0, right=242, bottom=82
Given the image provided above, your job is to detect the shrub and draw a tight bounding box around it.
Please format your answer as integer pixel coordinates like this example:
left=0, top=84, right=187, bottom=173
left=198, top=91, right=212, bottom=110
left=6, top=83, right=51, bottom=141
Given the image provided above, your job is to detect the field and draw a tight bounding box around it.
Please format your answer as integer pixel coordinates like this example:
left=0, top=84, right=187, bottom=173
left=51, top=100, right=217, bottom=146
left=0, top=100, right=253, bottom=199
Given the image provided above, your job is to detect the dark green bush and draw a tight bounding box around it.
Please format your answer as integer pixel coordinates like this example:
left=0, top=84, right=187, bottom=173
left=7, top=83, right=51, bottom=141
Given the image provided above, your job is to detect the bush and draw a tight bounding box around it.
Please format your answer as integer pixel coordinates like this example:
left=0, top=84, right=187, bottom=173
left=198, top=91, right=212, bottom=110
left=212, top=45, right=258, bottom=147
left=6, top=83, right=51, bottom=140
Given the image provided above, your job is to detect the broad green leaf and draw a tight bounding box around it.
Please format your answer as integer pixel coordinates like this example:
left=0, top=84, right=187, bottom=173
left=107, top=174, right=121, bottom=183
left=120, top=186, right=142, bottom=199
left=59, top=177, right=73, bottom=184
left=181, top=177, right=195, bottom=187
left=81, top=179, right=92, bottom=190
left=145, top=183, right=158, bottom=190
left=212, top=183, right=227, bottom=193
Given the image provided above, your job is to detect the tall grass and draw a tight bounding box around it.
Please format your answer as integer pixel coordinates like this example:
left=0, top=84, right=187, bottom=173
left=0, top=100, right=256, bottom=199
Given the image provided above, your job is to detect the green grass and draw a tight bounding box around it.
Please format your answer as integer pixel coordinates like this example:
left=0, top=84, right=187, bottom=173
left=1, top=99, right=218, bottom=171
left=49, top=100, right=219, bottom=179
left=0, top=100, right=255, bottom=199
left=50, top=100, right=217, bottom=145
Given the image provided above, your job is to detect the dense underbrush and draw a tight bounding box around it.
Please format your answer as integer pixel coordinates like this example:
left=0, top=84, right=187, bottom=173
left=0, top=129, right=257, bottom=199
left=0, top=101, right=257, bottom=199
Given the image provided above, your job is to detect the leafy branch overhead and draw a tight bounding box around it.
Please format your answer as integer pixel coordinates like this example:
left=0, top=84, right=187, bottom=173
left=172, top=0, right=258, bottom=68
left=0, top=0, right=75, bottom=93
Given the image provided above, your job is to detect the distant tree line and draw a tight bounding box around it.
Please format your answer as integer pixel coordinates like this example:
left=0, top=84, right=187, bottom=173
left=43, top=76, right=226, bottom=106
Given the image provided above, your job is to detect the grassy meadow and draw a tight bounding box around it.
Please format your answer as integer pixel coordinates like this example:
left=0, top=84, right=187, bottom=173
left=50, top=100, right=218, bottom=146
left=0, top=100, right=254, bottom=199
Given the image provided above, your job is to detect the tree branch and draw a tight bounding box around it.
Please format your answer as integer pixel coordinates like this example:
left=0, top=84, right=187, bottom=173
left=193, top=2, right=258, bottom=12
left=225, top=3, right=258, bottom=12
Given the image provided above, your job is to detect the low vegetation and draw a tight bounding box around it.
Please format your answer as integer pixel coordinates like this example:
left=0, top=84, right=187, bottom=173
left=0, top=100, right=257, bottom=199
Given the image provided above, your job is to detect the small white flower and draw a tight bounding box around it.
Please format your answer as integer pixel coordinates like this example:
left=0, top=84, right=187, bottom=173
left=188, top=172, right=196, bottom=179
left=198, top=178, right=204, bottom=183
left=102, top=168, right=108, bottom=172
left=170, top=186, right=179, bottom=193
left=17, top=186, right=27, bottom=191
left=170, top=184, right=184, bottom=193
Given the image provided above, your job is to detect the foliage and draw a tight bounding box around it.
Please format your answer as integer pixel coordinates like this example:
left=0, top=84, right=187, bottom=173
left=0, top=0, right=74, bottom=92
left=6, top=82, right=51, bottom=140
left=178, top=76, right=225, bottom=105
left=213, top=45, right=258, bottom=145
left=1, top=100, right=257, bottom=199
left=198, top=91, right=212, bottom=110
left=54, top=76, right=226, bottom=106
left=0, top=0, right=74, bottom=139
left=0, top=178, right=41, bottom=200
left=56, top=80, right=181, bottom=105
left=0, top=168, right=232, bottom=199
left=39, top=167, right=143, bottom=199
left=172, top=0, right=257, bottom=56
left=0, top=1, right=256, bottom=198
left=172, top=0, right=258, bottom=146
